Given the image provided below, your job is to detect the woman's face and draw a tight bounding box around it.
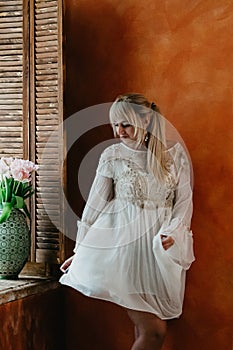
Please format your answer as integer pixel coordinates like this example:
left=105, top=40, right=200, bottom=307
left=113, top=121, right=137, bottom=145
left=113, top=115, right=150, bottom=149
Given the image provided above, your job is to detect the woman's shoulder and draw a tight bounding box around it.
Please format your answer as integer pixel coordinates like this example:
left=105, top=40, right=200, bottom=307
left=167, top=141, right=187, bottom=156
left=97, top=143, right=121, bottom=177
left=167, top=141, right=192, bottom=172
left=99, top=143, right=121, bottom=162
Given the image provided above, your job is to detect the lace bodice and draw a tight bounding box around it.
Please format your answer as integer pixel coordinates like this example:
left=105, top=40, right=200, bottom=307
left=97, top=143, right=176, bottom=209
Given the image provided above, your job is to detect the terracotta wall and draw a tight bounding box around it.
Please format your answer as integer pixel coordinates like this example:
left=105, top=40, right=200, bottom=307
left=0, top=287, right=65, bottom=350
left=63, top=1, right=233, bottom=349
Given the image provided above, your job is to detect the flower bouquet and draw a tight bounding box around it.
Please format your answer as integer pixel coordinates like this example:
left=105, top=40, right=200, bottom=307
left=0, top=157, right=38, bottom=224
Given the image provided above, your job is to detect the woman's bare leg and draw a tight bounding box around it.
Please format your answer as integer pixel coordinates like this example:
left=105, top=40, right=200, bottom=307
left=127, top=309, right=167, bottom=350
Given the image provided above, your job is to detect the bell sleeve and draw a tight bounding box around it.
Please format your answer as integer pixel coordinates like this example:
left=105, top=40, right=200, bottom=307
left=73, top=149, right=114, bottom=253
left=154, top=143, right=195, bottom=270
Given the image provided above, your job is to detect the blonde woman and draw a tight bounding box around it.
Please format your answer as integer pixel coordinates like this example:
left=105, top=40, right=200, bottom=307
left=60, top=93, right=195, bottom=350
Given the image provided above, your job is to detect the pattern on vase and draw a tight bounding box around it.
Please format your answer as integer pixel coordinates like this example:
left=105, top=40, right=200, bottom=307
left=0, top=209, right=30, bottom=278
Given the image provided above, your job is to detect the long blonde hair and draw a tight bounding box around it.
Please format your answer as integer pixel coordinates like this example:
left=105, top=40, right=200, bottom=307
left=109, top=93, right=170, bottom=182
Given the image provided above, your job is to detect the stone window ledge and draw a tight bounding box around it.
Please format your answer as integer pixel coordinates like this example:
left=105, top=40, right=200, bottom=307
left=0, top=278, right=60, bottom=305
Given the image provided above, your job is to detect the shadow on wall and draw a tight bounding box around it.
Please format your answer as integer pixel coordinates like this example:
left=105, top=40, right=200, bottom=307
left=64, top=0, right=134, bottom=115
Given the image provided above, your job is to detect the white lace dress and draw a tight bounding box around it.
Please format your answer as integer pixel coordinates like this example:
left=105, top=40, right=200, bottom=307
left=60, top=142, right=195, bottom=320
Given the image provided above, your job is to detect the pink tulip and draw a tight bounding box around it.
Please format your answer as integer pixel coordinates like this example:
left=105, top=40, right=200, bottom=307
left=0, top=157, right=38, bottom=183
left=0, top=159, right=11, bottom=178
left=11, top=168, right=31, bottom=182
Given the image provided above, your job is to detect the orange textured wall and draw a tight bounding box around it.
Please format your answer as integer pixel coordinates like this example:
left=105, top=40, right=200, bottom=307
left=64, top=1, right=233, bottom=349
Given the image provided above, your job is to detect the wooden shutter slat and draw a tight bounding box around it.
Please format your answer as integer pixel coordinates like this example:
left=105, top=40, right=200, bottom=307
left=0, top=32, right=22, bottom=39
left=0, top=99, right=22, bottom=104
left=36, top=86, right=58, bottom=91
left=36, top=52, right=57, bottom=59
left=35, top=18, right=57, bottom=26
left=0, top=119, right=22, bottom=125
left=0, top=67, right=23, bottom=72
left=0, top=104, right=23, bottom=109
left=0, top=39, right=23, bottom=44
left=36, top=62, right=58, bottom=69
left=36, top=59, right=58, bottom=66
left=0, top=1, right=22, bottom=6
left=0, top=61, right=22, bottom=66
left=0, top=22, right=22, bottom=29
left=36, top=92, right=58, bottom=98
left=36, top=41, right=58, bottom=48
left=0, top=19, right=22, bottom=24
left=0, top=112, right=22, bottom=117
left=0, top=137, right=22, bottom=142
left=35, top=0, right=58, bottom=8
left=35, top=114, right=58, bottom=119
left=0, top=141, right=22, bottom=147
left=0, top=57, right=22, bottom=62
left=36, top=29, right=58, bottom=38
left=35, top=13, right=57, bottom=21
left=36, top=4, right=57, bottom=12
left=36, top=70, right=58, bottom=76
left=0, top=13, right=22, bottom=19
left=0, top=5, right=22, bottom=11
left=36, top=109, right=58, bottom=115
left=0, top=48, right=23, bottom=54
left=0, top=27, right=22, bottom=33
left=0, top=71, right=22, bottom=77
left=36, top=34, right=58, bottom=42
left=36, top=80, right=57, bottom=86
left=0, top=132, right=22, bottom=137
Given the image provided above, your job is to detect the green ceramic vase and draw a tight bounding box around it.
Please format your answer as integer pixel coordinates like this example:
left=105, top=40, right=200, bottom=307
left=0, top=208, right=30, bottom=279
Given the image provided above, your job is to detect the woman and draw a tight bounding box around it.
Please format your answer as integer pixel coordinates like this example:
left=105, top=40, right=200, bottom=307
left=60, top=93, right=195, bottom=350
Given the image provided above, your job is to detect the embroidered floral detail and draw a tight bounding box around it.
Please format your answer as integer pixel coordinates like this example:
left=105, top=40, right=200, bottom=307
left=113, top=159, right=175, bottom=209
left=115, top=163, right=147, bottom=208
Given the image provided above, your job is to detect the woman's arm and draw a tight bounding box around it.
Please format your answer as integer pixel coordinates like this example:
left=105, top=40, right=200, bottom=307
left=158, top=143, right=195, bottom=269
left=60, top=173, right=113, bottom=271
left=171, top=144, right=193, bottom=227
left=73, top=172, right=114, bottom=252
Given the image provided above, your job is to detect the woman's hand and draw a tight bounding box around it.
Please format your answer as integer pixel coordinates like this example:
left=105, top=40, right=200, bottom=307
left=60, top=255, right=74, bottom=273
left=161, top=235, right=175, bottom=250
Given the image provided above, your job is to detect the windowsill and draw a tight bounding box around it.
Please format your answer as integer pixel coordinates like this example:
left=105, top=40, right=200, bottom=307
left=0, top=278, right=60, bottom=305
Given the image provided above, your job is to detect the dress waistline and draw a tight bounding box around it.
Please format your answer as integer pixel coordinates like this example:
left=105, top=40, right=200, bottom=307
left=115, top=196, right=172, bottom=210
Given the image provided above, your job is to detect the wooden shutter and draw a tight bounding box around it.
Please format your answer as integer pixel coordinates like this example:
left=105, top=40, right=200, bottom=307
left=0, top=0, right=28, bottom=158
left=30, top=0, right=64, bottom=264
left=0, top=0, right=64, bottom=267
